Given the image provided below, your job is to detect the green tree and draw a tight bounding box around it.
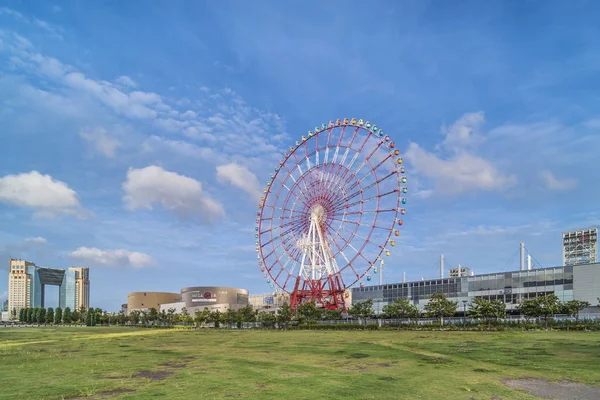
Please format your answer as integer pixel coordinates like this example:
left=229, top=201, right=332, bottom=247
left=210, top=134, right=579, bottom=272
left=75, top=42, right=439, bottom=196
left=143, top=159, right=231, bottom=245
left=148, top=308, right=159, bottom=325
left=561, top=300, right=591, bottom=320
left=194, top=308, right=210, bottom=328
left=238, top=305, right=257, bottom=323
left=297, top=302, right=322, bottom=323
left=167, top=308, right=176, bottom=325
left=129, top=310, right=141, bottom=325
left=32, top=308, right=39, bottom=322
left=46, top=307, right=54, bottom=324
left=26, top=308, right=33, bottom=322
left=382, top=298, right=420, bottom=320
left=535, top=294, right=561, bottom=328
left=19, top=308, right=25, bottom=322
left=258, top=311, right=276, bottom=328
left=210, top=310, right=223, bottom=328
left=37, top=308, right=46, bottom=324
left=517, top=299, right=537, bottom=322
left=54, top=307, right=62, bottom=324
left=71, top=309, right=80, bottom=324
left=85, top=310, right=94, bottom=326
left=276, top=302, right=292, bottom=329
left=179, top=307, right=193, bottom=325
left=322, top=308, right=343, bottom=321
left=225, top=308, right=238, bottom=328
left=348, top=299, right=374, bottom=327
left=63, top=307, right=72, bottom=324
left=159, top=310, right=167, bottom=325
left=424, top=292, right=457, bottom=326
left=468, top=298, right=506, bottom=326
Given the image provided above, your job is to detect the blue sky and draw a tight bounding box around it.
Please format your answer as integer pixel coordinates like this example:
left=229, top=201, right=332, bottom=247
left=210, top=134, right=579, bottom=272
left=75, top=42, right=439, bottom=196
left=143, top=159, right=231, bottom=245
left=1, top=1, right=599, bottom=311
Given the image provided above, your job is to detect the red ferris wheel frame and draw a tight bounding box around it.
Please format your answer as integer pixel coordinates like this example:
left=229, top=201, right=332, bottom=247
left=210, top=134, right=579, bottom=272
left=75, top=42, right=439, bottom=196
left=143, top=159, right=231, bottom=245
left=255, top=118, right=407, bottom=311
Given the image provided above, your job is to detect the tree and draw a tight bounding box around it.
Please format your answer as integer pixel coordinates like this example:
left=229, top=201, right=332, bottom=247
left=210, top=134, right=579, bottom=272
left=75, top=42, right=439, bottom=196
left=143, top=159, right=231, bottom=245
left=129, top=310, right=141, bottom=325
left=297, top=302, right=321, bottom=323
left=517, top=299, right=537, bottom=322
left=276, top=302, right=292, bottom=329
left=85, top=310, right=94, bottom=326
left=26, top=308, right=33, bottom=323
left=322, top=308, right=343, bottom=321
left=424, top=292, right=457, bottom=326
left=179, top=307, right=193, bottom=325
left=382, top=298, right=420, bottom=320
left=72, top=309, right=80, bottom=323
left=210, top=310, right=223, bottom=328
left=10, top=308, right=16, bottom=320
left=46, top=307, right=55, bottom=324
left=54, top=308, right=63, bottom=324
left=147, top=308, right=159, bottom=325
left=348, top=299, right=374, bottom=326
left=468, top=298, right=506, bottom=326
left=225, top=308, right=238, bottom=328
left=535, top=294, right=561, bottom=328
left=166, top=308, right=176, bottom=325
left=37, top=308, right=46, bottom=324
left=258, top=311, right=276, bottom=328
left=238, top=305, right=257, bottom=323
left=19, top=308, right=25, bottom=322
left=562, top=300, right=591, bottom=320
left=194, top=308, right=210, bottom=328
left=63, top=307, right=72, bottom=324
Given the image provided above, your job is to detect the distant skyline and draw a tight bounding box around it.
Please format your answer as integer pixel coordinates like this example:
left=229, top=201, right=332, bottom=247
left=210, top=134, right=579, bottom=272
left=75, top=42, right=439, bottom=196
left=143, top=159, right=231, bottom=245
left=1, top=1, right=600, bottom=311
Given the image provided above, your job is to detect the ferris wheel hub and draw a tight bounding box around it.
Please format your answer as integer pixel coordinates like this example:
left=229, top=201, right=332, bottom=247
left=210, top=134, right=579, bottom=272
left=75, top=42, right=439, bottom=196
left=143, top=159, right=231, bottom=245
left=310, top=204, right=326, bottom=224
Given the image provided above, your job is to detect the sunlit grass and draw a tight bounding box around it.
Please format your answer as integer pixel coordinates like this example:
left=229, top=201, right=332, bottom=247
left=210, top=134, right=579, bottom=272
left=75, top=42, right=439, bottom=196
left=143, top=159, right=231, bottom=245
left=1, top=327, right=599, bottom=399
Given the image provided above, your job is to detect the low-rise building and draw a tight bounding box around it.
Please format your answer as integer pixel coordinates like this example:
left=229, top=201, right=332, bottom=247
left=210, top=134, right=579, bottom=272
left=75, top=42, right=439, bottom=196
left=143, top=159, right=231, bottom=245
left=352, top=262, right=600, bottom=314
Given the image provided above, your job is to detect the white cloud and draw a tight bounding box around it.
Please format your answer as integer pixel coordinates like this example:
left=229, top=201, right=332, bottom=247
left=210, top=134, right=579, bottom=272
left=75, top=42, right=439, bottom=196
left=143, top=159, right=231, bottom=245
left=115, top=75, right=137, bottom=88
left=122, top=165, right=225, bottom=223
left=79, top=127, right=121, bottom=157
left=0, top=171, right=85, bottom=217
left=142, top=136, right=221, bottom=163
left=440, top=111, right=485, bottom=150
left=540, top=171, right=577, bottom=190
left=24, top=237, right=47, bottom=244
left=216, top=163, right=262, bottom=201
left=70, top=247, right=154, bottom=268
left=405, top=112, right=516, bottom=195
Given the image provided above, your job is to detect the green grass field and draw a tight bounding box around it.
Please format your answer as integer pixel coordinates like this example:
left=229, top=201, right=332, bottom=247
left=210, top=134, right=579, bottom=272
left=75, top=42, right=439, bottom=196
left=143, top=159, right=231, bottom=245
left=1, top=327, right=599, bottom=399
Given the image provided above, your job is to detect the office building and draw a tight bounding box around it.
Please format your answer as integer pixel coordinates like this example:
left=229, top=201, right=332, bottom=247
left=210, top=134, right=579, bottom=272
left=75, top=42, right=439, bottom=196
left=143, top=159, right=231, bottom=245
left=352, top=262, right=600, bottom=314
left=7, top=258, right=90, bottom=319
left=563, top=228, right=598, bottom=266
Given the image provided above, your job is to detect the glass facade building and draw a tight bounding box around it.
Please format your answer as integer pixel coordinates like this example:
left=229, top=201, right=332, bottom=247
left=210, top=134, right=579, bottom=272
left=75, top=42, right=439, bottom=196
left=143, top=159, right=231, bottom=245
left=351, top=263, right=599, bottom=314
left=59, top=269, right=77, bottom=310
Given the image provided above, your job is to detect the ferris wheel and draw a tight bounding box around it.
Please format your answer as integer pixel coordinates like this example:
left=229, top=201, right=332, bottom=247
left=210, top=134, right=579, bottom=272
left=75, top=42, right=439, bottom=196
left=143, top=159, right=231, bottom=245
left=255, top=118, right=407, bottom=311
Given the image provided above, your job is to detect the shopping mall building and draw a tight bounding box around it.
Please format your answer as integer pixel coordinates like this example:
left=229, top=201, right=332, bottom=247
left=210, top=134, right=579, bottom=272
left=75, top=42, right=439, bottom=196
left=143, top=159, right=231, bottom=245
left=352, top=262, right=600, bottom=314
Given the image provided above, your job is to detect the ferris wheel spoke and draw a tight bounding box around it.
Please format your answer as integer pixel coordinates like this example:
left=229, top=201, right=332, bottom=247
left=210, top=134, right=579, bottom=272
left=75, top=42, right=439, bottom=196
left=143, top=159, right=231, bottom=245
left=326, top=232, right=360, bottom=280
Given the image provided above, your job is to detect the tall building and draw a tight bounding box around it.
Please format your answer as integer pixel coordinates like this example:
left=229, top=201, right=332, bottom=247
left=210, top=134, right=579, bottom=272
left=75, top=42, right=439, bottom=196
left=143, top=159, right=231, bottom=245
left=563, top=228, right=598, bottom=266
left=61, top=267, right=90, bottom=310
left=7, top=258, right=90, bottom=319
left=7, top=259, right=35, bottom=317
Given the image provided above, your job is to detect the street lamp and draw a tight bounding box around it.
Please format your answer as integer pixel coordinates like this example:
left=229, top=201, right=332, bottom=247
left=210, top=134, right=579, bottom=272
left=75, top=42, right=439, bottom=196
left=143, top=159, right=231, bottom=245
left=462, top=300, right=468, bottom=329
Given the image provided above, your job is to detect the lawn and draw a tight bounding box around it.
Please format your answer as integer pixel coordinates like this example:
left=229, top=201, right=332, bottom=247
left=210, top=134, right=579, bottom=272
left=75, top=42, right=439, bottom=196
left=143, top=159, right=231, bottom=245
left=1, top=327, right=599, bottom=399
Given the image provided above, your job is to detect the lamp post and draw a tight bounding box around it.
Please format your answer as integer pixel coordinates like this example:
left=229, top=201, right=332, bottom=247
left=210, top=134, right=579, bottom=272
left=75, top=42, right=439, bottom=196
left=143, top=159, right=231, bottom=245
left=462, top=300, right=468, bottom=329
